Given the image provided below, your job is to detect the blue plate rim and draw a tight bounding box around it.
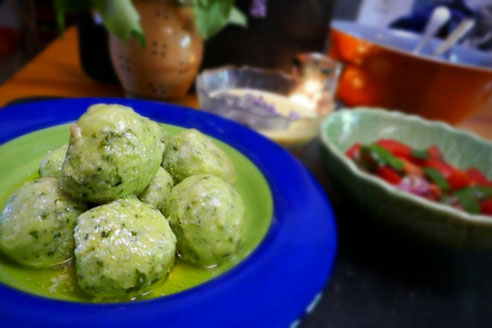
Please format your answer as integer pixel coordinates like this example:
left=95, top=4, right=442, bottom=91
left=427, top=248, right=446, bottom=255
left=0, top=98, right=337, bottom=328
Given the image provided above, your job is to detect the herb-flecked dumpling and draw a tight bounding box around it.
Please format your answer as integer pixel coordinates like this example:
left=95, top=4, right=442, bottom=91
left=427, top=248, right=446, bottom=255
left=61, top=104, right=162, bottom=203
left=149, top=120, right=169, bottom=151
left=164, top=174, right=244, bottom=267
left=138, top=167, right=174, bottom=212
left=74, top=197, right=176, bottom=297
left=39, top=145, right=68, bottom=179
left=162, top=129, right=236, bottom=184
left=0, top=178, right=87, bottom=268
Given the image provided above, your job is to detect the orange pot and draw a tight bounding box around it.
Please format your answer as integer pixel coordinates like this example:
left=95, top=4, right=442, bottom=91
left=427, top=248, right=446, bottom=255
left=329, top=21, right=492, bottom=124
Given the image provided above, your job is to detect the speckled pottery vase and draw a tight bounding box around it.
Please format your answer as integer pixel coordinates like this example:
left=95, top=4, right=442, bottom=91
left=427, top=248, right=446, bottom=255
left=109, top=0, right=203, bottom=99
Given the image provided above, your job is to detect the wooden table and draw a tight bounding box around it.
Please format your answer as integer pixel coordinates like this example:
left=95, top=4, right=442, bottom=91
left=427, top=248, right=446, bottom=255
left=0, top=26, right=490, bottom=140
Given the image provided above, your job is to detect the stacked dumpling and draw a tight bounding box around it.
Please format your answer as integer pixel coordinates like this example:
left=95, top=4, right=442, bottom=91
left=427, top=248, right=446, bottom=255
left=164, top=174, right=243, bottom=267
left=74, top=197, right=176, bottom=297
left=0, top=103, right=244, bottom=299
left=162, top=129, right=236, bottom=184
left=61, top=104, right=163, bottom=203
left=0, top=178, right=87, bottom=268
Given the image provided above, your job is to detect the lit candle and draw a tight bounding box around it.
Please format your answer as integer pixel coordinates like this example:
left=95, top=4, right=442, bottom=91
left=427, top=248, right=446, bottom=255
left=289, top=78, right=324, bottom=111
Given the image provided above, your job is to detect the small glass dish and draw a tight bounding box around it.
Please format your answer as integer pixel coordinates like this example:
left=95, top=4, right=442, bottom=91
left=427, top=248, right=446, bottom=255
left=196, top=60, right=341, bottom=147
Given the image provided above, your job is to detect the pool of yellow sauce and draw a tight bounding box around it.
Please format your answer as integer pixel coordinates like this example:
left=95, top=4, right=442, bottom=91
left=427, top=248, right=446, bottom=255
left=212, top=88, right=319, bottom=146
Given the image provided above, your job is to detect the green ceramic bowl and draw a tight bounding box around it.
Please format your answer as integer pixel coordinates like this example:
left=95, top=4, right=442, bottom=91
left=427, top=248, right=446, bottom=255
left=320, top=108, right=492, bottom=248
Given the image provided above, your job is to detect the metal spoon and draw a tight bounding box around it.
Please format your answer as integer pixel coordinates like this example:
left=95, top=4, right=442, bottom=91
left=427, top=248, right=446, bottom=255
left=413, top=6, right=451, bottom=54
left=433, top=19, right=476, bottom=57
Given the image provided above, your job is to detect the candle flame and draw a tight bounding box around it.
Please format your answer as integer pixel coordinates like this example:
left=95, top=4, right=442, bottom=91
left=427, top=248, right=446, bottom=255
left=289, top=78, right=323, bottom=110
left=304, top=79, right=322, bottom=94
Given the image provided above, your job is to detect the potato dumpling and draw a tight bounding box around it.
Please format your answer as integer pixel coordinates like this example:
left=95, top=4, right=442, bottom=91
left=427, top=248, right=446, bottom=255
left=39, top=145, right=68, bottom=179
left=149, top=120, right=169, bottom=150
left=148, top=120, right=169, bottom=163
left=162, top=129, right=236, bottom=184
left=164, top=174, right=244, bottom=267
left=0, top=178, right=87, bottom=267
left=61, top=104, right=162, bottom=203
left=138, top=167, right=174, bottom=212
left=74, top=197, right=176, bottom=297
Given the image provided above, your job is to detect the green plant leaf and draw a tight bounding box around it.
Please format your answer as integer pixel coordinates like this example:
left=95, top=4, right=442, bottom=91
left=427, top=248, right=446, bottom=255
left=53, top=0, right=67, bottom=34
left=228, top=6, right=247, bottom=26
left=192, top=0, right=235, bottom=39
left=92, top=0, right=145, bottom=47
left=130, top=21, right=146, bottom=48
left=423, top=167, right=450, bottom=192
left=52, top=0, right=92, bottom=34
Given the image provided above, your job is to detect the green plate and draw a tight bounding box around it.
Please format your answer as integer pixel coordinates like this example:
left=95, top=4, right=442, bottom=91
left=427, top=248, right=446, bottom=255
left=320, top=108, right=492, bottom=248
left=0, top=123, right=273, bottom=302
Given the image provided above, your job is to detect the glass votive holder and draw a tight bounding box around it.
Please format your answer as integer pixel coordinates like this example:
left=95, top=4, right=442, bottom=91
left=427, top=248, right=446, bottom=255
left=196, top=57, right=342, bottom=147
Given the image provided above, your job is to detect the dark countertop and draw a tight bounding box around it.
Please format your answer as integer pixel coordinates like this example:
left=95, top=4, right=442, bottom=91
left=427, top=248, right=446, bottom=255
left=298, top=139, right=492, bottom=328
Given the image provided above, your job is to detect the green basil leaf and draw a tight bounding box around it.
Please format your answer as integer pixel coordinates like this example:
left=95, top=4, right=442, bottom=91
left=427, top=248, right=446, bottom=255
left=359, top=145, right=378, bottom=172
left=473, top=186, right=492, bottom=200
left=369, top=144, right=404, bottom=172
left=454, top=188, right=481, bottom=214
left=439, top=194, right=456, bottom=206
left=423, top=167, right=450, bottom=192
left=411, top=148, right=429, bottom=160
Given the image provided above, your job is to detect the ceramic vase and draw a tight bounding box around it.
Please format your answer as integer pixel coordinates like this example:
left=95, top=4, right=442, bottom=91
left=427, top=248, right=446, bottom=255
left=109, top=0, right=203, bottom=99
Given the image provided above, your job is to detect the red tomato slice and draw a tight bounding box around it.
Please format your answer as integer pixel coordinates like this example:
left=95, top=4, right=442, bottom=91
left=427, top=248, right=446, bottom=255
left=376, top=139, right=412, bottom=159
left=345, top=143, right=361, bottom=160
left=429, top=183, right=441, bottom=198
left=448, top=169, right=471, bottom=190
left=480, top=198, right=492, bottom=215
left=375, top=166, right=402, bottom=185
left=467, top=167, right=492, bottom=186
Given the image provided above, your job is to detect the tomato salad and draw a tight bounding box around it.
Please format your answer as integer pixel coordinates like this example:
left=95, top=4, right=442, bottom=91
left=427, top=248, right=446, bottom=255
left=346, top=139, right=492, bottom=216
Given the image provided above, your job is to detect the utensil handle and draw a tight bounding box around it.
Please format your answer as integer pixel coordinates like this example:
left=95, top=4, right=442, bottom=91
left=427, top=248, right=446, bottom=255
left=433, top=19, right=475, bottom=57
left=413, top=6, right=451, bottom=54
